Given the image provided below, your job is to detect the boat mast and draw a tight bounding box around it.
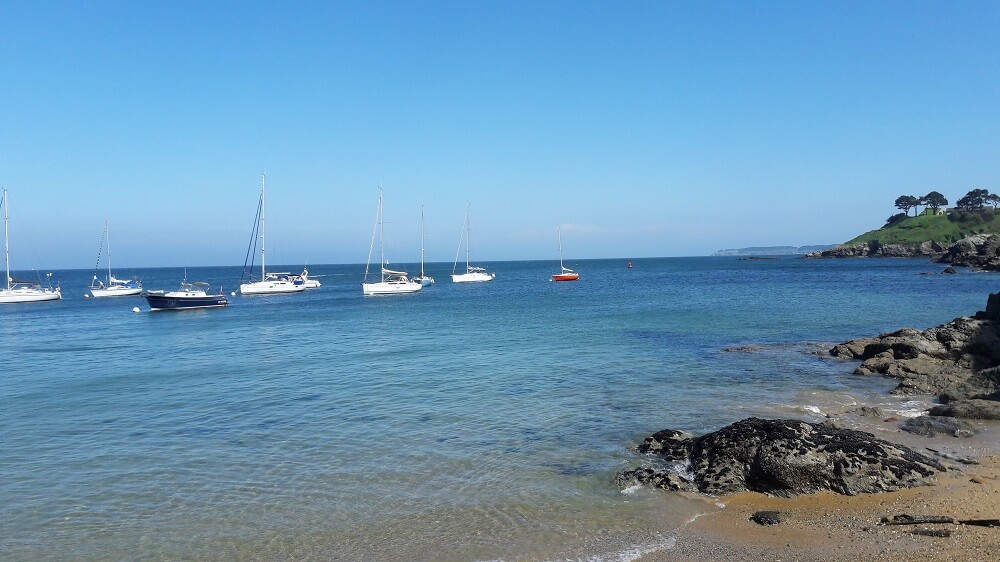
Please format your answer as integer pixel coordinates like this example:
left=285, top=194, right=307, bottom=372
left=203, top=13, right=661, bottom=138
left=465, top=203, right=471, bottom=273
left=3, top=189, right=9, bottom=291
left=105, top=220, right=112, bottom=285
left=260, top=173, right=266, bottom=281
left=420, top=205, right=426, bottom=277
left=558, top=225, right=563, bottom=270
left=379, top=188, right=385, bottom=282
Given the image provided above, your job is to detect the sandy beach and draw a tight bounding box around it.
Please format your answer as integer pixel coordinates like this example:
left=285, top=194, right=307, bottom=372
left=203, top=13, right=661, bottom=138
left=650, top=445, right=1000, bottom=561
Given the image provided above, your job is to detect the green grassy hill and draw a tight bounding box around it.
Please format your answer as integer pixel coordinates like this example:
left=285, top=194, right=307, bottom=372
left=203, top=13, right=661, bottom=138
left=844, top=210, right=1000, bottom=246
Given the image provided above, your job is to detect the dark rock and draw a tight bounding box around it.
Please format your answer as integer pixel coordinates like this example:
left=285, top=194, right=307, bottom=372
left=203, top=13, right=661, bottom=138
left=621, top=418, right=945, bottom=497
left=926, top=448, right=980, bottom=465
left=938, top=235, right=1000, bottom=271
left=722, top=345, right=762, bottom=353
left=851, top=406, right=885, bottom=418
left=750, top=510, right=785, bottom=525
left=929, top=399, right=1000, bottom=420
left=982, top=293, right=1000, bottom=321
left=940, top=366, right=1000, bottom=402
left=806, top=241, right=943, bottom=259
left=830, top=338, right=877, bottom=359
left=616, top=466, right=695, bottom=492
left=900, top=416, right=978, bottom=438
left=820, top=418, right=845, bottom=430
left=637, top=429, right=692, bottom=460
left=943, top=267, right=957, bottom=274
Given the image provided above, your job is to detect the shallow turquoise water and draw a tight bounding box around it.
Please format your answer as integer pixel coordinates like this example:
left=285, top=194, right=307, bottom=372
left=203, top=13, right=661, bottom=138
left=2, top=257, right=996, bottom=559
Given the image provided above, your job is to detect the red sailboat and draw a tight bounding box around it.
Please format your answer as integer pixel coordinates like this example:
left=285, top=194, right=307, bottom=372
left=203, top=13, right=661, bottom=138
left=551, top=226, right=580, bottom=282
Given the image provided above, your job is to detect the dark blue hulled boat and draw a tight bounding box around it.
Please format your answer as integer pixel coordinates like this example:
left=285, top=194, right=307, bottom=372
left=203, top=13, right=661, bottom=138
left=144, top=280, right=228, bottom=311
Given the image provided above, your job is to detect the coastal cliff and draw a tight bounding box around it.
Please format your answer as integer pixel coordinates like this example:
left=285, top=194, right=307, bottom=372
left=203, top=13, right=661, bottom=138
left=805, top=240, right=944, bottom=259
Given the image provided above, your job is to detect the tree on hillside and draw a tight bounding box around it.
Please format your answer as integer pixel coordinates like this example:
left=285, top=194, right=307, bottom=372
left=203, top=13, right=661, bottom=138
left=956, top=188, right=992, bottom=210
left=989, top=193, right=1000, bottom=209
left=895, top=195, right=920, bottom=216
left=923, top=191, right=948, bottom=211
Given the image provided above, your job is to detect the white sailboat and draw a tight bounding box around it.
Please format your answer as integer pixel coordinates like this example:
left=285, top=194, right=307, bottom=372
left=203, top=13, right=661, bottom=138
left=0, top=189, right=61, bottom=304
left=550, top=225, right=580, bottom=282
left=89, top=220, right=142, bottom=297
left=451, top=203, right=495, bottom=283
left=362, top=188, right=422, bottom=296
left=239, top=174, right=306, bottom=295
left=413, top=205, right=434, bottom=286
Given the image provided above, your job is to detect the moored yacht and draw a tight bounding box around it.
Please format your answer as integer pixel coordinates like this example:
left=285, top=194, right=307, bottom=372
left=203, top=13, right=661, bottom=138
left=451, top=203, right=495, bottom=283
left=362, top=188, right=422, bottom=296
left=413, top=205, right=434, bottom=286
left=0, top=189, right=61, bottom=304
left=238, top=174, right=307, bottom=296
left=550, top=225, right=580, bottom=282
left=145, top=279, right=228, bottom=311
left=89, top=220, right=142, bottom=297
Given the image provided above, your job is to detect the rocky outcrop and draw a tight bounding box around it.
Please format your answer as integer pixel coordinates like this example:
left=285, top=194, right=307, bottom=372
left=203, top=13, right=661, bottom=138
left=617, top=418, right=945, bottom=497
left=805, top=234, right=1000, bottom=267
left=901, top=416, right=977, bottom=438
left=806, top=240, right=944, bottom=259
left=831, top=294, right=1000, bottom=419
left=937, top=234, right=1000, bottom=271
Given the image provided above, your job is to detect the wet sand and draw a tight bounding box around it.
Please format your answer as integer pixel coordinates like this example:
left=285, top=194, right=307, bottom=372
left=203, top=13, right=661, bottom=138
left=646, top=451, right=1000, bottom=561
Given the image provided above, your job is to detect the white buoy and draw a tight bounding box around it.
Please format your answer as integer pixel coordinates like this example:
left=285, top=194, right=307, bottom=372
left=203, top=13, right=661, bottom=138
left=132, top=306, right=140, bottom=313
left=230, top=291, right=236, bottom=296
left=84, top=294, right=90, bottom=298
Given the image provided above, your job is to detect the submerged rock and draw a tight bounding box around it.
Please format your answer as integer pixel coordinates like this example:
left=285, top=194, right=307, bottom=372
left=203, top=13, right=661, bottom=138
left=620, top=418, right=945, bottom=497
left=900, top=416, right=977, bottom=438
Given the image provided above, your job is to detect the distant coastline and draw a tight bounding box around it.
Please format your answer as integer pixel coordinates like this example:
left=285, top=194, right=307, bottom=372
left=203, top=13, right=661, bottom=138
left=713, top=245, right=834, bottom=257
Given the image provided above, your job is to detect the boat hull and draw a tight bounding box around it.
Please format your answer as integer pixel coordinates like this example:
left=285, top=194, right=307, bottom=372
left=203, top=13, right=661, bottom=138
left=239, top=280, right=307, bottom=295
left=415, top=275, right=434, bottom=286
left=0, top=288, right=62, bottom=304
left=362, top=281, right=423, bottom=295
left=451, top=271, right=496, bottom=283
left=551, top=273, right=580, bottom=282
left=90, top=286, right=143, bottom=297
left=145, top=293, right=229, bottom=311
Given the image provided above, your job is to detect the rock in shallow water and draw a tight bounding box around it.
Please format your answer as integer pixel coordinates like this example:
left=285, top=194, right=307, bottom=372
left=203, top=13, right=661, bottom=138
left=620, top=418, right=946, bottom=497
left=901, top=415, right=978, bottom=438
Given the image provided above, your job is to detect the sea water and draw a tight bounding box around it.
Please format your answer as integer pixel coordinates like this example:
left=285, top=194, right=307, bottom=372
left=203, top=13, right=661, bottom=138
left=2, top=257, right=996, bottom=560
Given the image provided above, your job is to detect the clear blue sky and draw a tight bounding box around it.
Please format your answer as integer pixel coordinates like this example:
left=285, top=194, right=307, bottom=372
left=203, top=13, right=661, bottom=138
left=2, top=1, right=998, bottom=269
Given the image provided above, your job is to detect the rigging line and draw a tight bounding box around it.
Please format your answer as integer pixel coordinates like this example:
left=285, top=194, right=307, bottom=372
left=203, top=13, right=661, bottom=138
left=239, top=193, right=263, bottom=285
left=92, top=223, right=107, bottom=281
left=364, top=187, right=381, bottom=282
left=452, top=204, right=468, bottom=274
